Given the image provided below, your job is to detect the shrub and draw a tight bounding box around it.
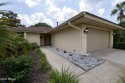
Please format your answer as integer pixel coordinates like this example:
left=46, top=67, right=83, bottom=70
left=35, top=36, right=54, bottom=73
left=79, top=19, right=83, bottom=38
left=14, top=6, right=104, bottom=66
left=114, top=30, right=125, bottom=44
left=114, top=42, right=125, bottom=49
left=117, top=77, right=125, bottom=83
left=36, top=48, right=50, bottom=71
left=49, top=68, right=79, bottom=83
left=0, top=56, right=33, bottom=83
left=5, top=33, right=32, bottom=57
left=32, top=42, right=39, bottom=49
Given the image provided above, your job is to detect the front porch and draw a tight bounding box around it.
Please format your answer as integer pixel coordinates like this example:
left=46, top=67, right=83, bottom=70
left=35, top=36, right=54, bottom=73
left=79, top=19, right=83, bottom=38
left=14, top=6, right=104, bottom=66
left=40, top=34, right=51, bottom=46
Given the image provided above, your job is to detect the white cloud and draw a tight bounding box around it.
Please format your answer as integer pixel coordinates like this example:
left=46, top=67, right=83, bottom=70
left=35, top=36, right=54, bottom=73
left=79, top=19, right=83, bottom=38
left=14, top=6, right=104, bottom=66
left=46, top=0, right=78, bottom=22
left=18, top=12, right=53, bottom=27
left=59, top=0, right=73, bottom=1
left=18, top=0, right=41, bottom=7
left=62, top=6, right=78, bottom=18
left=79, top=0, right=104, bottom=12
left=45, top=0, right=54, bottom=6
left=98, top=8, right=105, bottom=16
left=47, top=6, right=64, bottom=21
left=112, top=0, right=125, bottom=6
left=79, top=0, right=93, bottom=12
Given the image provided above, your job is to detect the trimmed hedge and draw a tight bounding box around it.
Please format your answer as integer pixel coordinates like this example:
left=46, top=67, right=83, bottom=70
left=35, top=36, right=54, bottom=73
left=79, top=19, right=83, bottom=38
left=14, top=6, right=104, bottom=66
left=114, top=42, right=125, bottom=49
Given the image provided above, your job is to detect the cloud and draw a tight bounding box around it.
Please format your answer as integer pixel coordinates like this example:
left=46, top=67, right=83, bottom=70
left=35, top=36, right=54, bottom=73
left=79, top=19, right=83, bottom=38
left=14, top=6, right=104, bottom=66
left=59, top=0, right=73, bottom=1
left=47, top=5, right=64, bottom=21
left=112, top=0, right=125, bottom=6
left=18, top=0, right=41, bottom=7
left=98, top=8, right=105, bottom=16
left=46, top=0, right=78, bottom=22
left=79, top=0, right=104, bottom=12
left=45, top=0, right=54, bottom=5
left=62, top=6, right=78, bottom=19
left=18, top=12, right=53, bottom=27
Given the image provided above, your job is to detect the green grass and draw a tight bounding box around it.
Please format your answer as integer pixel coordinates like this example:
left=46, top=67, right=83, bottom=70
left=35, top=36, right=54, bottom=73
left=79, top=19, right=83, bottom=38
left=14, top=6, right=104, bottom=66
left=35, top=48, right=50, bottom=71
left=49, top=67, right=79, bottom=83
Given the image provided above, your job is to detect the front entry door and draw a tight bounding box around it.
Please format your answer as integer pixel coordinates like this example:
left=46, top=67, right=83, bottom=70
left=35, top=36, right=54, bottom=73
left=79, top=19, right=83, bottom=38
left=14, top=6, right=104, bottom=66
left=40, top=35, right=44, bottom=46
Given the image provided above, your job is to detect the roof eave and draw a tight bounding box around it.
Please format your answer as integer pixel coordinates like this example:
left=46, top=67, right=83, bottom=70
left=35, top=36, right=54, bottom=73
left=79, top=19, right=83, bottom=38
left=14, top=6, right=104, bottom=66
left=48, top=11, right=125, bottom=33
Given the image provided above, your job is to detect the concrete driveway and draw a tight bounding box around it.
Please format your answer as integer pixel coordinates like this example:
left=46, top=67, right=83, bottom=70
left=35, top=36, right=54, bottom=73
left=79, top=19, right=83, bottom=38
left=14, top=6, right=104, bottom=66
left=41, top=47, right=125, bottom=83
left=92, top=48, right=125, bottom=66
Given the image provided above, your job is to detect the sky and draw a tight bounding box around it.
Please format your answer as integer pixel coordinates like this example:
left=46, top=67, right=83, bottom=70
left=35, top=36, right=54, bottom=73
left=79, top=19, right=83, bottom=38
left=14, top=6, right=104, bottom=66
left=1, top=0, right=125, bottom=27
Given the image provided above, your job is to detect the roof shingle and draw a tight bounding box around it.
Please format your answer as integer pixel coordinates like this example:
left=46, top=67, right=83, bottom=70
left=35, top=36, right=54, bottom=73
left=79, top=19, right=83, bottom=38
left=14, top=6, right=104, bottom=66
left=12, top=27, right=53, bottom=33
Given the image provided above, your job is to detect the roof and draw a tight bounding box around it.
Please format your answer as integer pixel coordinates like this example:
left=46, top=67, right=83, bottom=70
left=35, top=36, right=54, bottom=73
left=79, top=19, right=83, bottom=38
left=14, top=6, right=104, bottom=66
left=13, top=11, right=125, bottom=34
left=49, top=11, right=125, bottom=33
left=12, top=27, right=53, bottom=33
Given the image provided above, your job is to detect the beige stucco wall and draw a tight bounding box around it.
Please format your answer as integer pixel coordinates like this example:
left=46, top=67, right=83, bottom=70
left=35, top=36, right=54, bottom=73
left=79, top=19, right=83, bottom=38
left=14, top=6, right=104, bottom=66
left=26, top=33, right=40, bottom=46
left=51, top=27, right=81, bottom=54
left=87, top=27, right=110, bottom=52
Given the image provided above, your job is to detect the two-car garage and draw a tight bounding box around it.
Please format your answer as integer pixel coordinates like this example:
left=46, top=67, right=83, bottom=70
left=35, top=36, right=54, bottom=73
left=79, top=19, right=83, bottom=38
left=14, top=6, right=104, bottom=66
left=51, top=26, right=111, bottom=54
left=50, top=11, right=123, bottom=55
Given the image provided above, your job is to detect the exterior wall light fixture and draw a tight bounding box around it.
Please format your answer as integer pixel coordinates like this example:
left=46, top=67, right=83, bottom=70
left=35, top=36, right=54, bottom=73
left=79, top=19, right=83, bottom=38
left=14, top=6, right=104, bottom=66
left=113, top=32, right=116, bottom=35
left=84, top=28, right=88, bottom=34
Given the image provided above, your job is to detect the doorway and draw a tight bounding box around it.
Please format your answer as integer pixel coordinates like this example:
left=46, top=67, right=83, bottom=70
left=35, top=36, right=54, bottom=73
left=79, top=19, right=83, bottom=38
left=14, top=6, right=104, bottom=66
left=40, top=35, right=44, bottom=46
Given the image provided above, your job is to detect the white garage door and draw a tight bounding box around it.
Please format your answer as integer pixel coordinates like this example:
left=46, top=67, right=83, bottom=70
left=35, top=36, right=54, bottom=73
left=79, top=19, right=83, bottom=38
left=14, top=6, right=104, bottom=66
left=87, top=28, right=110, bottom=52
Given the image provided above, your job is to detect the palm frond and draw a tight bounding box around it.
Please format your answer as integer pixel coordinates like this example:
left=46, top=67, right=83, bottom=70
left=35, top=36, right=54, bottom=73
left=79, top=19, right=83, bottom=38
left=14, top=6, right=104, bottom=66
left=0, top=2, right=9, bottom=6
left=0, top=2, right=10, bottom=14
left=111, top=9, right=118, bottom=15
left=120, top=1, right=125, bottom=8
left=116, top=3, right=122, bottom=9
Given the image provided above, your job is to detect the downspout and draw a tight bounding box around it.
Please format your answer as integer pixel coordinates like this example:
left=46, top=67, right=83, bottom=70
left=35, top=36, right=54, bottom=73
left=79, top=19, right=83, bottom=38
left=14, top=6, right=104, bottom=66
left=68, top=22, right=82, bottom=54
left=68, top=22, right=81, bottom=30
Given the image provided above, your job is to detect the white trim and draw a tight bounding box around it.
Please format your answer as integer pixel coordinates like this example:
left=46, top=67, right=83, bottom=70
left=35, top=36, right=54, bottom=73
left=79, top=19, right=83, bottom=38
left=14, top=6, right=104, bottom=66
left=81, top=25, right=87, bottom=54
left=110, top=31, right=113, bottom=48
left=85, top=24, right=112, bottom=31
left=84, top=13, right=124, bottom=30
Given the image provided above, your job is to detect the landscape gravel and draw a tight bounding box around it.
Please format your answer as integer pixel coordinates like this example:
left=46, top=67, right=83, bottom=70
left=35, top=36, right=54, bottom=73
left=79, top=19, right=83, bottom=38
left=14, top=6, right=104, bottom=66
left=48, top=46, right=105, bottom=71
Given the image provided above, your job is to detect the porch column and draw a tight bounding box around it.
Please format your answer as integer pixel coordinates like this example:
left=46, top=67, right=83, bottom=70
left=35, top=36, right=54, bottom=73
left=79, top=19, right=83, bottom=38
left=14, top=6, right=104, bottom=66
left=24, top=32, right=27, bottom=39
left=110, top=31, right=113, bottom=48
left=24, top=32, right=26, bottom=39
left=81, top=25, right=87, bottom=54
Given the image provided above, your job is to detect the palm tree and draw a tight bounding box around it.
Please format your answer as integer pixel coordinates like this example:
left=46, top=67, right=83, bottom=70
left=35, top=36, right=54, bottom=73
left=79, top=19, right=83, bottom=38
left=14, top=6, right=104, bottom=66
left=0, top=2, right=10, bottom=23
left=0, top=2, right=9, bottom=13
left=0, top=2, right=11, bottom=58
left=111, top=1, right=125, bottom=23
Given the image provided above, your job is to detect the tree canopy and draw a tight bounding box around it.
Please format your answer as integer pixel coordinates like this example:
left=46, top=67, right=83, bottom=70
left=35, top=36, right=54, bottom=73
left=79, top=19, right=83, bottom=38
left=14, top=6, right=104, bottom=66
left=31, top=22, right=52, bottom=28
left=0, top=11, right=23, bottom=27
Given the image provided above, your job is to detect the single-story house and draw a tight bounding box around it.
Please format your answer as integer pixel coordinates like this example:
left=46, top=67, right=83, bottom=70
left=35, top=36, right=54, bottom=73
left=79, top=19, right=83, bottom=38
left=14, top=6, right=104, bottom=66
left=13, top=12, right=124, bottom=55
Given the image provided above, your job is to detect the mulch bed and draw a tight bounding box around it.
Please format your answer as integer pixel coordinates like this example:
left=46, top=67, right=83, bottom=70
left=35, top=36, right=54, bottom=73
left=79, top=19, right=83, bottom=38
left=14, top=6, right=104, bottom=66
left=27, top=50, right=49, bottom=83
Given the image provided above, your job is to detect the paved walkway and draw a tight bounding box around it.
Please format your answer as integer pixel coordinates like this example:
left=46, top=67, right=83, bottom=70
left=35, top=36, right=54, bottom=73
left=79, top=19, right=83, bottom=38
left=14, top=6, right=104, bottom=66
left=41, top=47, right=125, bottom=83
left=41, top=47, right=85, bottom=76
left=92, top=48, right=125, bottom=66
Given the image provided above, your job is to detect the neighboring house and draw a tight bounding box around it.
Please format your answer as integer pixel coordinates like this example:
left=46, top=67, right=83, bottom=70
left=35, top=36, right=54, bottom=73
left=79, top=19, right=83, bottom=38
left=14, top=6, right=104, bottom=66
left=13, top=12, right=124, bottom=55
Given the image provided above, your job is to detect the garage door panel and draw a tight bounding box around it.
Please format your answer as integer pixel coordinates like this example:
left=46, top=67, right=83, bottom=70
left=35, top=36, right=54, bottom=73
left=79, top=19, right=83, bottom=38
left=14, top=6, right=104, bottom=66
left=87, top=28, right=109, bottom=52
